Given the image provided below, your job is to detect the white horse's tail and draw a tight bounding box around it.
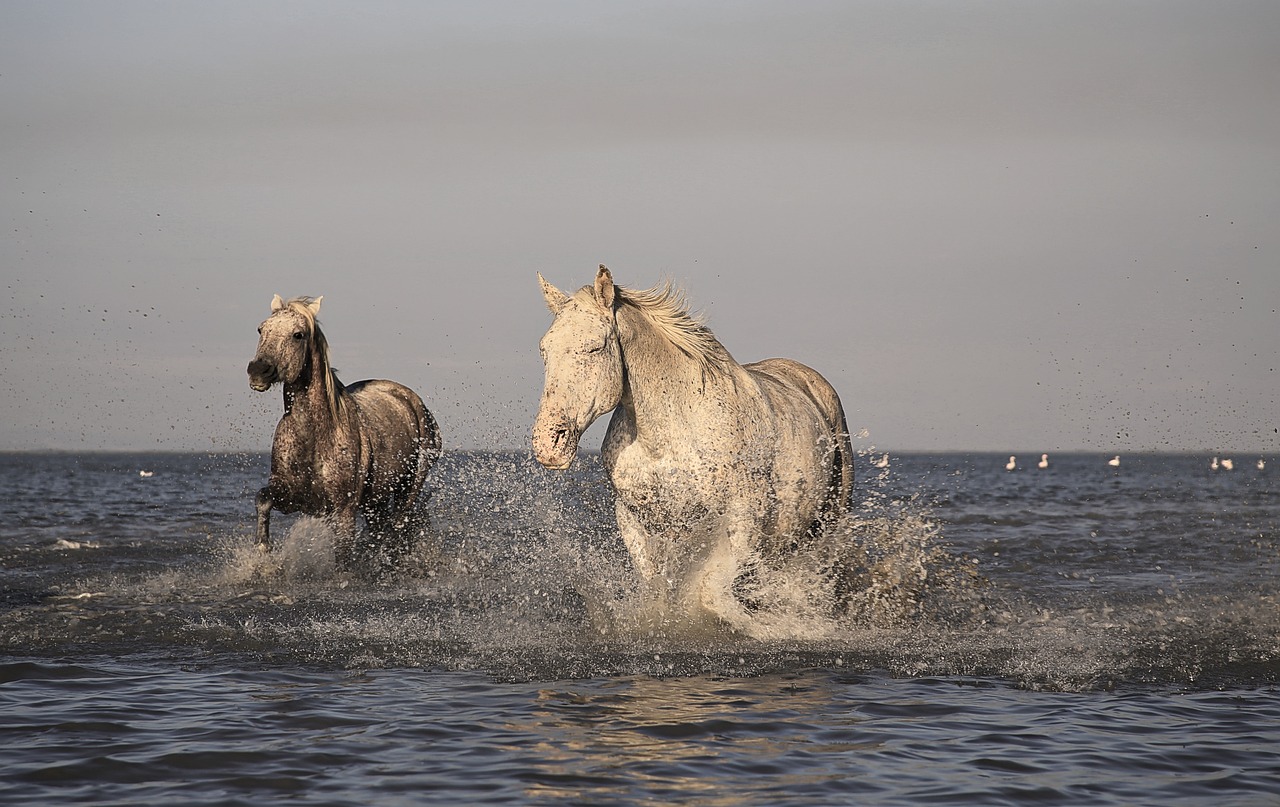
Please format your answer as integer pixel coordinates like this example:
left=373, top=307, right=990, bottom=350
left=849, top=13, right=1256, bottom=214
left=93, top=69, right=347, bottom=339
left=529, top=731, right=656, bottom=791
left=830, top=406, right=855, bottom=512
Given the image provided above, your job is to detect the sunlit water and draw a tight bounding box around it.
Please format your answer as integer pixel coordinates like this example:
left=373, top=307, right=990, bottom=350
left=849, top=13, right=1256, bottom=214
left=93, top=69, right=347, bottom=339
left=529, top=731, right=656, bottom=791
left=2, top=450, right=1278, bottom=805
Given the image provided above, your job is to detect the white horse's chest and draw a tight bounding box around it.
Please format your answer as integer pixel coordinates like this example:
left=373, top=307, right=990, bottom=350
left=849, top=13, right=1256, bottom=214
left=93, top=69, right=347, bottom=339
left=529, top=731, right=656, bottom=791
left=609, top=448, right=694, bottom=503
left=603, top=406, right=833, bottom=545
left=604, top=433, right=757, bottom=534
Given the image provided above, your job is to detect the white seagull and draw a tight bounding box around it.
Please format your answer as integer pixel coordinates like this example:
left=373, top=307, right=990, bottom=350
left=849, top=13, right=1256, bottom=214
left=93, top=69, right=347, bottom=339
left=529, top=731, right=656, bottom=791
left=1038, top=454, right=1049, bottom=469
left=1005, top=455, right=1017, bottom=471
left=1108, top=456, right=1121, bottom=467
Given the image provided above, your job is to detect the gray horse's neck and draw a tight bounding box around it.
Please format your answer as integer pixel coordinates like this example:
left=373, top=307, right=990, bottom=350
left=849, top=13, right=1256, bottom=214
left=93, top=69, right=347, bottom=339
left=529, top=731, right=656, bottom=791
left=281, top=350, right=339, bottom=429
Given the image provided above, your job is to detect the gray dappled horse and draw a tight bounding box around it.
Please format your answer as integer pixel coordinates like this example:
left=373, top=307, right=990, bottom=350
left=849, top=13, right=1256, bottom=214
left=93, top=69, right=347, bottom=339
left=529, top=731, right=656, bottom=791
left=247, top=295, right=440, bottom=569
left=533, top=266, right=853, bottom=635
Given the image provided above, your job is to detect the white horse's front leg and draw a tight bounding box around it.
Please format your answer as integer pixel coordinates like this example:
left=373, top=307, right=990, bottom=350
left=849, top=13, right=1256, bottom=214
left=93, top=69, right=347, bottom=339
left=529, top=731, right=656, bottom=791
left=694, top=512, right=762, bottom=636
left=616, top=501, right=680, bottom=634
left=615, top=500, right=658, bottom=581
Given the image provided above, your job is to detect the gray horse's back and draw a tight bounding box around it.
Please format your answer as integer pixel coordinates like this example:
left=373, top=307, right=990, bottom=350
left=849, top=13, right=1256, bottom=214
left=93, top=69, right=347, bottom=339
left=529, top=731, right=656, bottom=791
left=743, top=357, right=854, bottom=514
left=346, top=379, right=442, bottom=513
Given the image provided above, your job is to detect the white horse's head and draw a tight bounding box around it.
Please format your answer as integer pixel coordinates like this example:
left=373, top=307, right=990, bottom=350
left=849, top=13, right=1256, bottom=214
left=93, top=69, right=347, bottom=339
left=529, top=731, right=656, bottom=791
left=533, top=266, right=624, bottom=470
left=247, top=294, right=323, bottom=391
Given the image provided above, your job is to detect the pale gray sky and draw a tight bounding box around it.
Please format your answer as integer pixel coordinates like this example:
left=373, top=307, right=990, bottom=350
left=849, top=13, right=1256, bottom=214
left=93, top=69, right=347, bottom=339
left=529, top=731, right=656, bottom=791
left=2, top=1, right=1277, bottom=453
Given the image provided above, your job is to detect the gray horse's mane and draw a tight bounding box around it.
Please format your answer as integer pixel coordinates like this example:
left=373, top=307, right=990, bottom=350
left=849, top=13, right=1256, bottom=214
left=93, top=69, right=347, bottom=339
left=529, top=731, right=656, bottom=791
left=616, top=281, right=733, bottom=373
left=283, top=297, right=346, bottom=420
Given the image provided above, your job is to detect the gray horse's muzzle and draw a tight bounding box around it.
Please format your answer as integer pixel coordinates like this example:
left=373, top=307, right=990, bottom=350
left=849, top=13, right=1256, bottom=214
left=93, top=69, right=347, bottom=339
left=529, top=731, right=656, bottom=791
left=247, top=359, right=276, bottom=392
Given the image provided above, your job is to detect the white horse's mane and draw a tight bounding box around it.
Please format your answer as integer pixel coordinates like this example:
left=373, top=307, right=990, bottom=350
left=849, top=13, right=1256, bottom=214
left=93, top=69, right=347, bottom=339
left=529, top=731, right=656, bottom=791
left=282, top=296, right=346, bottom=419
left=615, top=281, right=733, bottom=373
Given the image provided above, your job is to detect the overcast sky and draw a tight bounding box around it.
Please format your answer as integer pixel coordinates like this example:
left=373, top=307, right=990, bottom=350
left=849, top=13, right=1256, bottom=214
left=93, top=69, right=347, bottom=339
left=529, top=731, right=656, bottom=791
left=2, top=1, right=1277, bottom=454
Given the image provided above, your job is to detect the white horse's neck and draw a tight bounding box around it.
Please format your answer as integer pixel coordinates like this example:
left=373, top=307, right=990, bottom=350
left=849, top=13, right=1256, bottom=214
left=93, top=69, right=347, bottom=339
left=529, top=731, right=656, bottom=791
left=614, top=304, right=738, bottom=448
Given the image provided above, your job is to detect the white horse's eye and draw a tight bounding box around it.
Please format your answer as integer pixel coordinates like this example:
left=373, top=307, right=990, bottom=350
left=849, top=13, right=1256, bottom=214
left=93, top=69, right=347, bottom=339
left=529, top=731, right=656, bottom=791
left=292, top=332, right=305, bottom=340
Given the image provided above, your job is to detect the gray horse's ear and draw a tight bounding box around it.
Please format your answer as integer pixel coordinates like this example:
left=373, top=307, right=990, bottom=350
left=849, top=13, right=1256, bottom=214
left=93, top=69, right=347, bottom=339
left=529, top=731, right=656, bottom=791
left=594, top=264, right=615, bottom=310
left=309, top=296, right=323, bottom=316
left=271, top=294, right=285, bottom=312
left=539, top=273, right=569, bottom=314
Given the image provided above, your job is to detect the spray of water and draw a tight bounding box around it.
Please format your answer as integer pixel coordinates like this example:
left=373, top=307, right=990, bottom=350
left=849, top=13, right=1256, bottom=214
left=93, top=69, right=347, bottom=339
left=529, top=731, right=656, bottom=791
left=198, top=441, right=986, bottom=652
left=78, top=442, right=1263, bottom=691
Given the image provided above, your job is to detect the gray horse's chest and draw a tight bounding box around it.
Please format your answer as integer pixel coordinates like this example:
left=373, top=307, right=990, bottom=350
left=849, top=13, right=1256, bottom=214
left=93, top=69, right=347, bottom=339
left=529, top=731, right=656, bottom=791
left=271, top=419, right=361, bottom=507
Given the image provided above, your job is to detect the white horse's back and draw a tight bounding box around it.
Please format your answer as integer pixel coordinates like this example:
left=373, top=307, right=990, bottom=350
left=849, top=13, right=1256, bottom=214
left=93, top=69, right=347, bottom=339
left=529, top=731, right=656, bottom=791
left=745, top=357, right=854, bottom=517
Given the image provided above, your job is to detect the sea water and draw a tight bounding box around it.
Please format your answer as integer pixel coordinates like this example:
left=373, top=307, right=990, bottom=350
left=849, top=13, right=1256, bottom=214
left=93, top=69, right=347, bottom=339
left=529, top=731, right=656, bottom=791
left=1, top=450, right=1277, bottom=805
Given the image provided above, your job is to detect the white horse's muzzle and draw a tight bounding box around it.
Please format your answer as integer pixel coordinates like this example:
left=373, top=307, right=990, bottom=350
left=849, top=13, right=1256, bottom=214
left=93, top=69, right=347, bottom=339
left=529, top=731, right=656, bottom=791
left=532, top=416, right=580, bottom=470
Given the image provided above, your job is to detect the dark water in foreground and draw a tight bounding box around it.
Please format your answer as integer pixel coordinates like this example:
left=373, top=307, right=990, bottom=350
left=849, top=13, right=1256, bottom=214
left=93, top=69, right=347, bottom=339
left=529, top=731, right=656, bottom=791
left=2, top=450, right=1278, bottom=805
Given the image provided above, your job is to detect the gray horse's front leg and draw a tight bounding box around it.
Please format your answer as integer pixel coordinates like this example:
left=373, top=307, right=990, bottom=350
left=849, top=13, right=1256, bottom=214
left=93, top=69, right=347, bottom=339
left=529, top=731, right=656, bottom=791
left=331, top=507, right=360, bottom=571
left=255, top=487, right=273, bottom=553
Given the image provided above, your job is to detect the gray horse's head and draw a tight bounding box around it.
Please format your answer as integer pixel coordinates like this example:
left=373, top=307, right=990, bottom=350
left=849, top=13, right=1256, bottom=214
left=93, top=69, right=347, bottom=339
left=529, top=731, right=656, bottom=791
left=533, top=266, right=624, bottom=470
left=247, top=294, right=323, bottom=392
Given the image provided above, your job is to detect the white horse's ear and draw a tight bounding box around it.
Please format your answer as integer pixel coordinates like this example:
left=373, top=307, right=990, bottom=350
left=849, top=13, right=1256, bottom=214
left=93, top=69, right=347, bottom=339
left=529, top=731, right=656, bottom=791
left=539, top=273, right=569, bottom=314
left=308, top=296, right=323, bottom=316
left=271, top=294, right=285, bottom=312
left=594, top=264, right=615, bottom=310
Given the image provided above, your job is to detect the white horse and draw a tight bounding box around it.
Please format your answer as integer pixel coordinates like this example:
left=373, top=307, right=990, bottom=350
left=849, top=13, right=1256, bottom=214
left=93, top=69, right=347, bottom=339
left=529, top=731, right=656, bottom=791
left=533, top=266, right=854, bottom=633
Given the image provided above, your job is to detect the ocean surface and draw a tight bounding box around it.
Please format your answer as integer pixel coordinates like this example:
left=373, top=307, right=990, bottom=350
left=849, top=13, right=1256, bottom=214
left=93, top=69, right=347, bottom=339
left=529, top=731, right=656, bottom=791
left=1, top=449, right=1278, bottom=805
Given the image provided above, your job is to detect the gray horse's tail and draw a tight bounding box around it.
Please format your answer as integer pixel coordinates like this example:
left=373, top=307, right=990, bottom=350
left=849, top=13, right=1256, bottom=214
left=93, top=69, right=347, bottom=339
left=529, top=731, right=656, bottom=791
left=409, top=403, right=442, bottom=510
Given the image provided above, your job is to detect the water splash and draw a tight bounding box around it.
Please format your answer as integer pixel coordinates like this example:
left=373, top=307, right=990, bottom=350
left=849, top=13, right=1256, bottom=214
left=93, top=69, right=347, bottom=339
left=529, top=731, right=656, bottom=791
left=193, top=445, right=987, bottom=649
left=216, top=518, right=338, bottom=585
left=7, top=450, right=1276, bottom=691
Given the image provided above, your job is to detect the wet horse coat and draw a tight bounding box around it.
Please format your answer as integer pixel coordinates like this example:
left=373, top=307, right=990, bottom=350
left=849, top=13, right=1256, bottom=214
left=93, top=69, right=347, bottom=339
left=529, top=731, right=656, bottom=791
left=533, top=267, right=853, bottom=632
left=247, top=295, right=440, bottom=567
